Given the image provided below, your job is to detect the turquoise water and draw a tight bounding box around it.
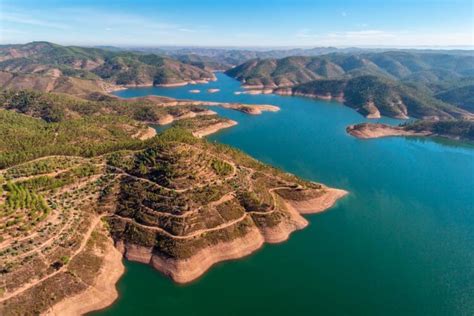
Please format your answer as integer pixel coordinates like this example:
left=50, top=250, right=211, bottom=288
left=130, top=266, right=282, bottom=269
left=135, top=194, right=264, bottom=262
left=93, top=73, right=474, bottom=315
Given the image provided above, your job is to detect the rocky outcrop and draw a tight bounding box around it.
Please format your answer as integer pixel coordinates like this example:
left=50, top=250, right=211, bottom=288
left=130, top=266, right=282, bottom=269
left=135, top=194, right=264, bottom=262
left=116, top=229, right=265, bottom=284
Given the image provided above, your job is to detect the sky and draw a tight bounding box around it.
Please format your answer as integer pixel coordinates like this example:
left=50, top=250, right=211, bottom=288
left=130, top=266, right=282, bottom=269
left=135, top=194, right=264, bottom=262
left=0, top=0, right=473, bottom=48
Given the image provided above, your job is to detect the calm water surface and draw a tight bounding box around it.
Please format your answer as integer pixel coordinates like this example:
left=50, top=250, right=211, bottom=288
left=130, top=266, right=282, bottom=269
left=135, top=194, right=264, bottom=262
left=92, top=73, right=474, bottom=315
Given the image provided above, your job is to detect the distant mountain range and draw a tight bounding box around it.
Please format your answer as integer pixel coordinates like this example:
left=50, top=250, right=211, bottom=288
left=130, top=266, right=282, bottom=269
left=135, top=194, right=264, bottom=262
left=0, top=41, right=472, bottom=120
left=226, top=52, right=474, bottom=86
left=97, top=45, right=474, bottom=69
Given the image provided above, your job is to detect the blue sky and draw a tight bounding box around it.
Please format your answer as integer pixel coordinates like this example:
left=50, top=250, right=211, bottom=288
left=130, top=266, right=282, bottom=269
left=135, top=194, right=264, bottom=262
left=1, top=0, right=473, bottom=47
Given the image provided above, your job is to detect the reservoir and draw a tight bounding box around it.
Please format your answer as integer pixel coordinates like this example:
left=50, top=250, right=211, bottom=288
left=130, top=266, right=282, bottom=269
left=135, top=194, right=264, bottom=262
left=93, top=73, right=474, bottom=315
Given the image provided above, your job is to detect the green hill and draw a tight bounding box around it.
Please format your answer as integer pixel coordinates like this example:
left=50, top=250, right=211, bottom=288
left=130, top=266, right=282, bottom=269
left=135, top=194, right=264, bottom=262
left=288, top=76, right=472, bottom=119
left=226, top=52, right=474, bottom=88
left=435, top=85, right=474, bottom=113
left=0, top=42, right=215, bottom=95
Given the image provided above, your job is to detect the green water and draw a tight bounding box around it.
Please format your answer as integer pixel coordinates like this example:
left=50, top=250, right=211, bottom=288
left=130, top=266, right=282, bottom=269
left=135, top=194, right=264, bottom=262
left=93, top=73, right=474, bottom=315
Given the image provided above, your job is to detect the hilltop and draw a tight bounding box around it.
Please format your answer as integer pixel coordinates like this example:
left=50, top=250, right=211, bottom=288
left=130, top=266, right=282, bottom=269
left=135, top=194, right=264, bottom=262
left=1, top=43, right=472, bottom=120
left=106, top=129, right=346, bottom=283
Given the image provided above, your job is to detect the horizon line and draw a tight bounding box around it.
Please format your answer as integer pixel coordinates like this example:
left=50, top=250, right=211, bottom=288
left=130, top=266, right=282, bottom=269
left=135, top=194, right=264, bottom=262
left=2, top=41, right=474, bottom=51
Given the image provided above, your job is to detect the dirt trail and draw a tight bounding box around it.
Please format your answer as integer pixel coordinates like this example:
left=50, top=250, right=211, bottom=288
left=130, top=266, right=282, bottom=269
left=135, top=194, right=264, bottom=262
left=113, top=211, right=248, bottom=240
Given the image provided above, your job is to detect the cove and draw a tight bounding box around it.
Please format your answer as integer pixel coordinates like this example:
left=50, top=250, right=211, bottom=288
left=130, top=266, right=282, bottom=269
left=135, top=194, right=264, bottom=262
left=92, top=73, right=474, bottom=315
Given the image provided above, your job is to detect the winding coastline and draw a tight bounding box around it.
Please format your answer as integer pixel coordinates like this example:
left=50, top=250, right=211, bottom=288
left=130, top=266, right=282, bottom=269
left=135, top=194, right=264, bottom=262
left=114, top=187, right=347, bottom=284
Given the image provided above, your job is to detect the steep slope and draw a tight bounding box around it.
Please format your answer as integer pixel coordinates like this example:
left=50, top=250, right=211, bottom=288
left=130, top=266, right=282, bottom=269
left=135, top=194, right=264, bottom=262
left=275, top=76, right=472, bottom=119
left=226, top=52, right=474, bottom=88
left=226, top=56, right=345, bottom=87
left=435, top=85, right=474, bottom=113
left=0, top=71, right=113, bottom=96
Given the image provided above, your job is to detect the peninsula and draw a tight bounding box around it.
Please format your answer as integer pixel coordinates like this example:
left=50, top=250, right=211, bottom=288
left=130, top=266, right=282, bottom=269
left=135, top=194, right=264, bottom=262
left=0, top=57, right=344, bottom=315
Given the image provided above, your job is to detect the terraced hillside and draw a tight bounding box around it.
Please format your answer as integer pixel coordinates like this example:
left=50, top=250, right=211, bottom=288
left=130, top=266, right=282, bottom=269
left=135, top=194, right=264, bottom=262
left=0, top=129, right=346, bottom=314
left=105, top=131, right=346, bottom=283
left=0, top=155, right=122, bottom=314
left=0, top=81, right=346, bottom=314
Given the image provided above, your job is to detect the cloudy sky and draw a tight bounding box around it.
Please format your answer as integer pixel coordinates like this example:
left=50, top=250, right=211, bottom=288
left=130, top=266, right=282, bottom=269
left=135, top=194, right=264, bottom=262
left=1, top=0, right=473, bottom=47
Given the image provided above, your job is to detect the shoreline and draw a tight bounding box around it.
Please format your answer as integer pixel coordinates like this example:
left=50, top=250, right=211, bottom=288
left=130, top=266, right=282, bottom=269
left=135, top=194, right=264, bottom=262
left=286, top=188, right=349, bottom=215
left=346, top=123, right=431, bottom=139
left=240, top=85, right=406, bottom=120
left=192, top=119, right=238, bottom=138
left=105, top=76, right=217, bottom=92
left=44, top=235, right=125, bottom=316
left=346, top=122, right=473, bottom=142
left=113, top=94, right=280, bottom=118
left=113, top=186, right=347, bottom=284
